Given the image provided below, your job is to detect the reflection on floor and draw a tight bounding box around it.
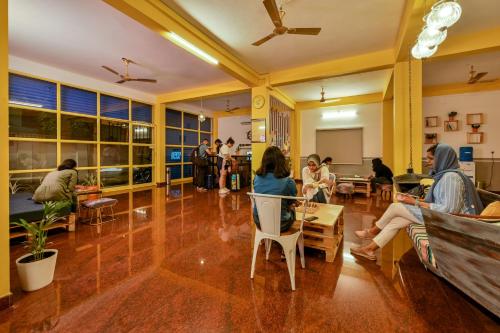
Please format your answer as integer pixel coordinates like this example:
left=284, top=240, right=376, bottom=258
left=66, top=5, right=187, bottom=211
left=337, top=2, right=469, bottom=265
left=1, top=186, right=498, bottom=332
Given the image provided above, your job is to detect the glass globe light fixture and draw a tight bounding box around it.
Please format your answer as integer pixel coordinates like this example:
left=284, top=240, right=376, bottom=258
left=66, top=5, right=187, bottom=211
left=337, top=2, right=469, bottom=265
left=411, top=43, right=438, bottom=59
left=418, top=25, right=447, bottom=47
left=198, top=113, right=206, bottom=123
left=426, top=0, right=462, bottom=29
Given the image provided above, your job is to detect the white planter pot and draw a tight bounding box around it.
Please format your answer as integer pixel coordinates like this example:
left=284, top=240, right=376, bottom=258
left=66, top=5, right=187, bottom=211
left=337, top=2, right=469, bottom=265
left=15, top=249, right=58, bottom=292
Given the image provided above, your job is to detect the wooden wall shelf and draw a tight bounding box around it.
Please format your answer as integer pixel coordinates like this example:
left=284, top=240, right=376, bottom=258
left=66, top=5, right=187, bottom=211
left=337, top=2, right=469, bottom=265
left=444, top=120, right=459, bottom=132
left=425, top=116, right=439, bottom=128
left=467, top=132, right=483, bottom=144
left=466, top=113, right=483, bottom=125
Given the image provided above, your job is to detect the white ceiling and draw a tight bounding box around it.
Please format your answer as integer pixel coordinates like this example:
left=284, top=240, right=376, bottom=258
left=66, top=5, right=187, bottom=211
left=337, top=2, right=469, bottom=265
left=279, top=69, right=392, bottom=101
left=8, top=0, right=232, bottom=94
left=424, top=50, right=500, bottom=86
left=168, top=91, right=251, bottom=112
left=163, top=0, right=406, bottom=73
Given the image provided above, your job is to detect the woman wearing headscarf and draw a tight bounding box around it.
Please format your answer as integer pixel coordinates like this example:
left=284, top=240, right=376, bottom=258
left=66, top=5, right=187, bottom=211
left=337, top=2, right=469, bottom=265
left=302, top=154, right=331, bottom=203
left=350, top=143, right=483, bottom=260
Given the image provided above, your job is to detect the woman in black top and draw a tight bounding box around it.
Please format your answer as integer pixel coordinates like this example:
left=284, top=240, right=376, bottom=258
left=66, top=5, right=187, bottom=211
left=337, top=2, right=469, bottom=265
left=370, top=158, right=393, bottom=192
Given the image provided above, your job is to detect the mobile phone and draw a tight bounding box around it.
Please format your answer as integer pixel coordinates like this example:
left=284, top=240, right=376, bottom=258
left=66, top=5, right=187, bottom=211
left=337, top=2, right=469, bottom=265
left=305, top=216, right=318, bottom=222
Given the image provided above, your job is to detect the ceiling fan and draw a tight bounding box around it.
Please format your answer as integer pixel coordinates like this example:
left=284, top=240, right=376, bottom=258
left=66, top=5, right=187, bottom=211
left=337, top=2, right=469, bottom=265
left=252, top=0, right=321, bottom=46
left=102, top=58, right=157, bottom=84
left=320, top=86, right=326, bottom=102
left=226, top=99, right=240, bottom=113
left=467, top=65, right=490, bottom=84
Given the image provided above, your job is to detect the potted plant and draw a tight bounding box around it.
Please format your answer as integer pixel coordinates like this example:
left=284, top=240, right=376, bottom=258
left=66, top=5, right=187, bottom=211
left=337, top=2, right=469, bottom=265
left=11, top=201, right=70, bottom=292
left=75, top=173, right=100, bottom=200
left=448, top=111, right=458, bottom=121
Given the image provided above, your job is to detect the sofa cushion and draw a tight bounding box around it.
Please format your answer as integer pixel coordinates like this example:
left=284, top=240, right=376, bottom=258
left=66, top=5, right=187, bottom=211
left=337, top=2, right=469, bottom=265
left=9, top=192, right=44, bottom=223
left=82, top=197, right=118, bottom=209
left=407, top=223, right=437, bottom=269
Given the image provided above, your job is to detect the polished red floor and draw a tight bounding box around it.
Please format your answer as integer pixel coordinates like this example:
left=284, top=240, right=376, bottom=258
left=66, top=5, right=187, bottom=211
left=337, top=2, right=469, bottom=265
left=1, top=186, right=498, bottom=332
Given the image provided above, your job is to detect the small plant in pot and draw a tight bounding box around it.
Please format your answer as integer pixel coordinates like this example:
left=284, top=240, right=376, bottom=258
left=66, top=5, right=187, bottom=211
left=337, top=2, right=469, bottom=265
left=75, top=173, right=100, bottom=200
left=448, top=111, right=458, bottom=121
left=11, top=201, right=70, bottom=292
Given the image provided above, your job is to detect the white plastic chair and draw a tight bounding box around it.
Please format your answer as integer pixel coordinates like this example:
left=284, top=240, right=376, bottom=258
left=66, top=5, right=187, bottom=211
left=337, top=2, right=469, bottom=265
left=247, top=192, right=308, bottom=291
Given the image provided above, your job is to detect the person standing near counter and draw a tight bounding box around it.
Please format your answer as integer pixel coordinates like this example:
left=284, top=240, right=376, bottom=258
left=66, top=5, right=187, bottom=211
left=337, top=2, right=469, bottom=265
left=218, top=137, right=235, bottom=195
left=196, top=138, right=211, bottom=192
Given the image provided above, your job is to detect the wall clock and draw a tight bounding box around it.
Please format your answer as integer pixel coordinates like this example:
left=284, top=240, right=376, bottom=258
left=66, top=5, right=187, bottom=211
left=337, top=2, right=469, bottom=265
left=253, top=95, right=265, bottom=109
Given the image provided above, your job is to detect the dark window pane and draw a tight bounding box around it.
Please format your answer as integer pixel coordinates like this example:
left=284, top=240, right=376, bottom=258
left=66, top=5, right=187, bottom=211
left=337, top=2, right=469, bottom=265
left=183, top=113, right=198, bottom=130
left=165, top=109, right=182, bottom=127
left=100, top=120, right=129, bottom=142
left=9, top=141, right=57, bottom=170
left=9, top=172, right=48, bottom=193
left=133, top=167, right=153, bottom=184
left=183, top=147, right=194, bottom=162
left=61, top=143, right=97, bottom=167
left=167, top=165, right=181, bottom=180
left=166, top=128, right=182, bottom=145
left=101, top=94, right=129, bottom=120
left=199, top=134, right=212, bottom=146
left=133, top=146, right=153, bottom=165
left=200, top=117, right=212, bottom=132
left=61, top=115, right=97, bottom=141
left=183, top=164, right=193, bottom=178
left=183, top=131, right=198, bottom=146
left=132, top=101, right=152, bottom=123
left=76, top=170, right=98, bottom=186
left=9, top=73, right=57, bottom=110
left=101, top=167, right=129, bottom=187
left=101, top=144, right=129, bottom=166
left=133, top=125, right=152, bottom=144
left=61, top=85, right=97, bottom=115
left=166, top=147, right=182, bottom=163
left=9, top=108, right=57, bottom=139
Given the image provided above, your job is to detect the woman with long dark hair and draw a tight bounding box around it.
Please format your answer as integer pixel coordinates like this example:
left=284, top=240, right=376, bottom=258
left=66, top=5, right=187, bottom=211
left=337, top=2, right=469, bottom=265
left=350, top=144, right=483, bottom=260
left=33, top=159, right=78, bottom=205
left=253, top=146, right=297, bottom=232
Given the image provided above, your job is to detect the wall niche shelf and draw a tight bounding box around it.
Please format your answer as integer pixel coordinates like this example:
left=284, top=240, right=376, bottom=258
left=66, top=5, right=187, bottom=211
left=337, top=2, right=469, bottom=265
left=466, top=113, right=483, bottom=125
left=425, top=116, right=439, bottom=128
left=467, top=132, right=483, bottom=144
left=444, top=120, right=459, bottom=132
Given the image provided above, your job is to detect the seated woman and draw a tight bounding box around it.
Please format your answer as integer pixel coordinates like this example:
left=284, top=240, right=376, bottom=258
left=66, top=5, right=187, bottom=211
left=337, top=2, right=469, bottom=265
left=253, top=146, right=298, bottom=232
left=302, top=154, right=331, bottom=203
left=369, top=158, right=393, bottom=193
left=33, top=159, right=78, bottom=209
left=351, top=143, right=483, bottom=260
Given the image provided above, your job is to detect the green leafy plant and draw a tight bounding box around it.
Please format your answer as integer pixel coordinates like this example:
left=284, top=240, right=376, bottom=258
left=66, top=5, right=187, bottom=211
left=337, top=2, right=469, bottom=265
left=11, top=201, right=70, bottom=262
left=80, top=173, right=98, bottom=186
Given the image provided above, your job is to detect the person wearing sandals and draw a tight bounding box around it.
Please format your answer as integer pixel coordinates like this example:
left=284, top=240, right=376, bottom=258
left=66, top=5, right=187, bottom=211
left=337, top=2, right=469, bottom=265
left=350, top=143, right=483, bottom=261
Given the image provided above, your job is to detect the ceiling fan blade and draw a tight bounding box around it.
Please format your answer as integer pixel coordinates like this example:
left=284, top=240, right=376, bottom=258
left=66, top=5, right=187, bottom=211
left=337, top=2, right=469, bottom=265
left=115, top=79, right=127, bottom=84
left=252, top=33, right=277, bottom=46
left=263, top=0, right=283, bottom=27
left=230, top=107, right=240, bottom=111
left=287, top=27, right=321, bottom=35
left=474, top=72, right=488, bottom=81
left=129, top=78, right=157, bottom=83
left=102, top=65, right=120, bottom=76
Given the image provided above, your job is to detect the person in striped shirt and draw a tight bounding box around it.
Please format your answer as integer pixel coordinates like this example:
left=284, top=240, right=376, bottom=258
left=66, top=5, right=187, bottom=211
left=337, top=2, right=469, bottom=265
left=350, top=143, right=483, bottom=261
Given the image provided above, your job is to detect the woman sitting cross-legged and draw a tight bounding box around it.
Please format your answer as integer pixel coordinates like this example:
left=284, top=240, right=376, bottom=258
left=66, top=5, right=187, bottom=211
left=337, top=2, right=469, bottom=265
left=253, top=146, right=298, bottom=232
left=350, top=143, right=483, bottom=260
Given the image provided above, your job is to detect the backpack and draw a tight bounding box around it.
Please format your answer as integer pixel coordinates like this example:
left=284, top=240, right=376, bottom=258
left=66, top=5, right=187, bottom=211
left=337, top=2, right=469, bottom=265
left=190, top=146, right=200, bottom=163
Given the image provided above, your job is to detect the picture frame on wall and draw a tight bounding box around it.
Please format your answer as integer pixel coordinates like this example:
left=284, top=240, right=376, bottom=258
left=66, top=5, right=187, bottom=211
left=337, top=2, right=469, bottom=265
left=251, top=118, right=266, bottom=143
left=425, top=116, right=439, bottom=128
left=444, top=120, right=459, bottom=132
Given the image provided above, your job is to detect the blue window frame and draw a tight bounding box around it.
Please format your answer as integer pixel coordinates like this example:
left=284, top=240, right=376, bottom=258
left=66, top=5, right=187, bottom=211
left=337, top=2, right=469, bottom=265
left=132, top=101, right=152, bottom=123
left=100, top=94, right=129, bottom=120
left=9, top=73, right=57, bottom=110
left=61, top=85, right=97, bottom=115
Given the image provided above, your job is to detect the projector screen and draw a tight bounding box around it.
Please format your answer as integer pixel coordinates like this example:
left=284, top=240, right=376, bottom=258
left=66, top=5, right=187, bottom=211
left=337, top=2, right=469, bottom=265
left=316, top=128, right=363, bottom=165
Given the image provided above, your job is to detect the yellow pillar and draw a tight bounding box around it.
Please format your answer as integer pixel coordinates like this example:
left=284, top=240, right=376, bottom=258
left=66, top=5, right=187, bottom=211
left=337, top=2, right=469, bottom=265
left=291, top=107, right=302, bottom=179
left=251, top=85, right=271, bottom=180
left=381, top=59, right=423, bottom=277
left=154, top=103, right=165, bottom=184
left=0, top=0, right=12, bottom=305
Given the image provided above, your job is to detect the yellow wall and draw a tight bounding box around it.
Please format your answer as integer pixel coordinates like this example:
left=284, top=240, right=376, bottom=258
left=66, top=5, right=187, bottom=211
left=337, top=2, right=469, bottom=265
left=1, top=0, right=11, bottom=300
left=250, top=86, right=271, bottom=179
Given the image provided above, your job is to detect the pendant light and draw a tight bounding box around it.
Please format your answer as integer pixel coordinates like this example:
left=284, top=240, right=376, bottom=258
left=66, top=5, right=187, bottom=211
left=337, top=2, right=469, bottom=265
left=198, top=97, right=206, bottom=123
left=418, top=25, right=447, bottom=47
left=411, top=43, right=438, bottom=60
left=425, top=0, right=462, bottom=29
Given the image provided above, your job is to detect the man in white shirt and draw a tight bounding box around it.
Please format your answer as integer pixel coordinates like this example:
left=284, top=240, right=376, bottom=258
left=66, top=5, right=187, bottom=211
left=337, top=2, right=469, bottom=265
left=218, top=137, right=235, bottom=195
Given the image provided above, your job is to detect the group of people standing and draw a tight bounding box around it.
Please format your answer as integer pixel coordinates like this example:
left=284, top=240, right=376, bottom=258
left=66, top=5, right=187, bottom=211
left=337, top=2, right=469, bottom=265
left=194, top=137, right=237, bottom=196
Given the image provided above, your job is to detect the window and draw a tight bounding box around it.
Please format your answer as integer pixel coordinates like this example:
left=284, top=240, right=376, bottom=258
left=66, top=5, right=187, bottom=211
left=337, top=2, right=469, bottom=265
left=133, top=125, right=152, bottom=144
left=200, top=118, right=212, bottom=132
left=133, top=146, right=153, bottom=165
left=100, top=144, right=129, bottom=166
left=100, top=120, right=129, bottom=142
left=9, top=141, right=57, bottom=170
left=132, top=101, right=152, bottom=123
left=61, top=143, right=97, bottom=167
left=166, top=128, right=182, bottom=145
left=61, top=115, right=97, bottom=141
left=183, top=164, right=193, bottom=178
left=101, top=167, right=129, bottom=187
left=183, top=131, right=198, bottom=146
left=61, top=85, right=97, bottom=116
left=101, top=94, right=129, bottom=120
left=166, top=109, right=182, bottom=128
left=9, top=73, right=57, bottom=110
left=9, top=172, right=48, bottom=192
left=183, top=147, right=194, bottom=162
left=166, top=147, right=182, bottom=163
left=183, top=113, right=198, bottom=130
left=9, top=108, right=57, bottom=139
left=133, top=167, right=153, bottom=184
left=168, top=165, right=182, bottom=180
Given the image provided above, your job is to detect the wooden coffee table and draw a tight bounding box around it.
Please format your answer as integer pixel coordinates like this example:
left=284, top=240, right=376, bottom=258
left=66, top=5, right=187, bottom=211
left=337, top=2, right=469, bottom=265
left=293, top=203, right=344, bottom=262
left=338, top=177, right=371, bottom=197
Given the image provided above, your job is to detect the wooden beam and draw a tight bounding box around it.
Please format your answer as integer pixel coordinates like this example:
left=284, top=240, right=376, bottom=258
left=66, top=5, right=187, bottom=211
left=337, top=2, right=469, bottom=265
left=383, top=70, right=394, bottom=101
left=433, top=27, right=500, bottom=60
left=156, top=80, right=249, bottom=103
left=104, top=0, right=260, bottom=86
left=270, top=87, right=295, bottom=110
left=423, top=80, right=500, bottom=97
left=268, top=49, right=394, bottom=86
left=212, top=108, right=251, bottom=118
left=295, top=93, right=383, bottom=110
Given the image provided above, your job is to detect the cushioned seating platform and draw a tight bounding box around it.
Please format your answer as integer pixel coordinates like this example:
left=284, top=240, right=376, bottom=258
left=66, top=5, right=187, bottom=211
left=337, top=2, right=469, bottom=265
left=9, top=192, right=44, bottom=223
left=82, top=197, right=118, bottom=208
left=407, top=223, right=436, bottom=269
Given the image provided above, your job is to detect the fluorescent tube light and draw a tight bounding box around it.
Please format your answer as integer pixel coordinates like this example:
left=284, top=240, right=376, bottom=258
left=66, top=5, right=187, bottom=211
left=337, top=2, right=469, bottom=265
left=166, top=32, right=219, bottom=65
left=322, top=110, right=357, bottom=119
left=9, top=100, right=43, bottom=108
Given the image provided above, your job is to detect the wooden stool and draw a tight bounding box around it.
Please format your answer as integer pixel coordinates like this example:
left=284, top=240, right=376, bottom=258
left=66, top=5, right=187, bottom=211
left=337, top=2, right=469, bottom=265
left=81, top=198, right=118, bottom=225
left=378, top=184, right=393, bottom=201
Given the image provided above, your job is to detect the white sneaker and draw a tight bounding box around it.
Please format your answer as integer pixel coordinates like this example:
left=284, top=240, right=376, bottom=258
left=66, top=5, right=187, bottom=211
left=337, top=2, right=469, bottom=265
left=219, top=188, right=227, bottom=194
left=223, top=187, right=231, bottom=193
